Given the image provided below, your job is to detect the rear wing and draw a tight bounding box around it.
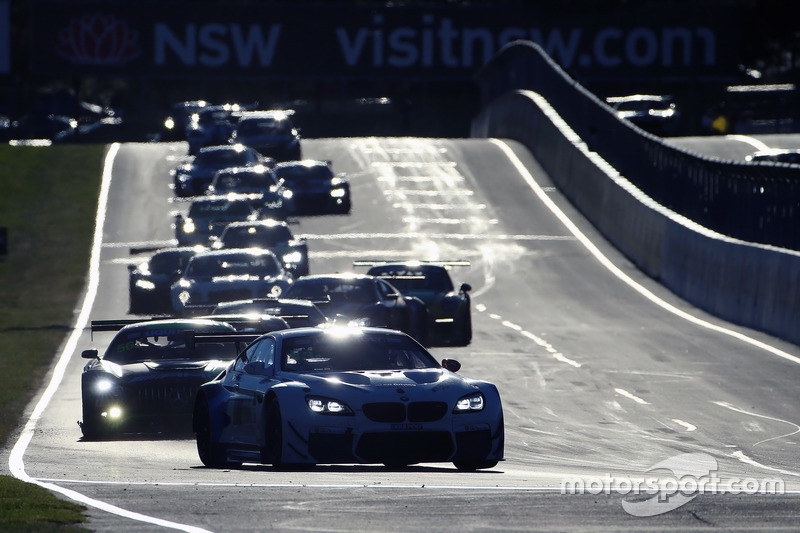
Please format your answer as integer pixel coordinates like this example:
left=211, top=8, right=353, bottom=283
left=353, top=260, right=470, bottom=268
left=88, top=319, right=259, bottom=344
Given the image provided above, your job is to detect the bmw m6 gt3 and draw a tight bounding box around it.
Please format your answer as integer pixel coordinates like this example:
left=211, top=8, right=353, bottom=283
left=193, top=327, right=503, bottom=470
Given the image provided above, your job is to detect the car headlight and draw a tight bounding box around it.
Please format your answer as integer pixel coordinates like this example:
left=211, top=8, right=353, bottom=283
left=134, top=279, right=156, bottom=291
left=330, top=188, right=346, bottom=198
left=306, top=396, right=354, bottom=415
left=282, top=189, right=294, bottom=200
left=178, top=290, right=192, bottom=305
left=182, top=220, right=196, bottom=233
left=282, top=251, right=302, bottom=264
left=346, top=317, right=370, bottom=327
left=453, top=392, right=484, bottom=413
left=92, top=378, right=123, bottom=396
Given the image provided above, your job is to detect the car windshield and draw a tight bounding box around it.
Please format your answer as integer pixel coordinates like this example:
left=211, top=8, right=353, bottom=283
left=220, top=225, right=293, bottom=248
left=188, top=201, right=252, bottom=219
left=195, top=149, right=253, bottom=166
left=185, top=253, right=280, bottom=278
left=369, top=266, right=453, bottom=292
left=148, top=251, right=194, bottom=275
left=284, top=279, right=373, bottom=303
left=103, top=325, right=237, bottom=364
left=237, top=118, right=291, bottom=136
left=213, top=170, right=276, bottom=192
left=275, top=164, right=332, bottom=184
left=281, top=332, right=437, bottom=372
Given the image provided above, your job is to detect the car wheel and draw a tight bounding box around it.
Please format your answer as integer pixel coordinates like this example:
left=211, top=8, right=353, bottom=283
left=457, top=311, right=472, bottom=346
left=453, top=460, right=497, bottom=471
left=264, top=399, right=284, bottom=466
left=195, top=397, right=237, bottom=468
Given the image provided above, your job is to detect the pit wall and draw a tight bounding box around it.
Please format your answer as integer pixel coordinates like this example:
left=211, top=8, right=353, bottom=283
left=471, top=89, right=800, bottom=347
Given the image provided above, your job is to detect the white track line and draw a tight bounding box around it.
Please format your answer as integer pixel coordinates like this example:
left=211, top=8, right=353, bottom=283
left=491, top=138, right=800, bottom=367
left=7, top=144, right=212, bottom=533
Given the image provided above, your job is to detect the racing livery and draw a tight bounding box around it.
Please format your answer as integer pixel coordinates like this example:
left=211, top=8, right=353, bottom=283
left=193, top=327, right=504, bottom=470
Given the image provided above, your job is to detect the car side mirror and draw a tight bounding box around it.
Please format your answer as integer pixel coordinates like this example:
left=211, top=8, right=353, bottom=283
left=441, top=358, right=461, bottom=373
left=82, top=349, right=99, bottom=359
left=244, top=361, right=269, bottom=375
left=460, top=283, right=472, bottom=293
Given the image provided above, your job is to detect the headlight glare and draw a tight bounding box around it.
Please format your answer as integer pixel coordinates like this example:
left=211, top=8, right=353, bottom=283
left=306, top=396, right=353, bottom=415
left=454, top=392, right=484, bottom=413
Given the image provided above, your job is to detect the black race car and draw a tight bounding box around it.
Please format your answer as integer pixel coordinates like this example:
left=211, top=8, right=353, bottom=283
left=79, top=318, right=254, bottom=439
left=230, top=110, right=301, bottom=161
left=174, top=195, right=262, bottom=247
left=281, top=273, right=425, bottom=342
left=128, top=246, right=204, bottom=315
left=171, top=144, right=271, bottom=197
left=211, top=219, right=309, bottom=277
left=273, top=159, right=351, bottom=215
left=358, top=261, right=472, bottom=346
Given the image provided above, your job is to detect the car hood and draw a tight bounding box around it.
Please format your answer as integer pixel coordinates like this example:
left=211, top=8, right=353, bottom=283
left=292, top=368, right=476, bottom=396
left=97, top=359, right=231, bottom=381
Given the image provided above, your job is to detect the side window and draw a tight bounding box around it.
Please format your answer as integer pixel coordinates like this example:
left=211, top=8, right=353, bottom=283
left=251, top=338, right=275, bottom=366
left=233, top=339, right=266, bottom=372
left=377, top=279, right=397, bottom=299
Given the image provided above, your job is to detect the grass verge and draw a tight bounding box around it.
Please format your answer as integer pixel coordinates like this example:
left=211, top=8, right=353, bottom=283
left=0, top=144, right=106, bottom=530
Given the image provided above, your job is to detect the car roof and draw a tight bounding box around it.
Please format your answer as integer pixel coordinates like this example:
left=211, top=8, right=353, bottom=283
left=192, top=247, right=279, bottom=259
left=293, top=273, right=374, bottom=282
left=274, top=159, right=329, bottom=169
left=267, top=325, right=406, bottom=340
left=223, top=219, right=288, bottom=229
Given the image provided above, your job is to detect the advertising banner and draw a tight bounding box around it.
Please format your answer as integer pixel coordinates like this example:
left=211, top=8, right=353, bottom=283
left=30, top=1, right=740, bottom=81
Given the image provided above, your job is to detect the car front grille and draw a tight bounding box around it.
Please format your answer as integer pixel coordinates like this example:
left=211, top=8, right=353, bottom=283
left=362, top=401, right=448, bottom=423
left=356, top=431, right=454, bottom=463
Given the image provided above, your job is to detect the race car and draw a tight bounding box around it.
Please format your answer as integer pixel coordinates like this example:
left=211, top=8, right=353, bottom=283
left=174, top=195, right=262, bottom=247
left=211, top=297, right=328, bottom=328
left=357, top=260, right=472, bottom=346
left=79, top=318, right=255, bottom=439
left=171, top=144, right=271, bottom=197
left=229, top=109, right=301, bottom=162
left=193, top=326, right=504, bottom=470
left=128, top=246, right=204, bottom=315
left=273, top=159, right=350, bottom=215
left=211, top=219, right=309, bottom=277
left=281, top=273, right=425, bottom=342
left=170, top=248, right=294, bottom=315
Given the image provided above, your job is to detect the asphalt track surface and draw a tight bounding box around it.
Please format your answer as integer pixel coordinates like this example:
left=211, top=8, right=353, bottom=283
left=6, top=135, right=800, bottom=532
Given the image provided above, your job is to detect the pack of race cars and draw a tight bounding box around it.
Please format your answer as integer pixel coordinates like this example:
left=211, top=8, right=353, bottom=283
left=81, top=102, right=503, bottom=471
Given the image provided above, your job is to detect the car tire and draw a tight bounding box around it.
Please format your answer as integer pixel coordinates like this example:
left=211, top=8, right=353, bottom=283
left=453, top=460, right=498, bottom=471
left=195, top=397, right=238, bottom=468
left=457, top=311, right=472, bottom=346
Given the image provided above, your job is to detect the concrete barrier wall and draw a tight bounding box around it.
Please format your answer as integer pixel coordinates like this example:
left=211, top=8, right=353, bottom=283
left=472, top=90, right=800, bottom=346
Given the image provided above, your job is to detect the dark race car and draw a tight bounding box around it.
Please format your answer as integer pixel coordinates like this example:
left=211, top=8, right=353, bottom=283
left=171, top=144, right=271, bottom=197
left=281, top=273, right=425, bottom=342
left=211, top=297, right=328, bottom=328
left=211, top=219, right=309, bottom=277
left=230, top=110, right=301, bottom=161
left=128, top=246, right=204, bottom=315
left=171, top=248, right=294, bottom=316
left=186, top=104, right=239, bottom=155
left=193, top=326, right=504, bottom=470
left=273, top=160, right=351, bottom=215
left=159, top=100, right=210, bottom=141
left=357, top=260, right=472, bottom=346
left=79, top=318, right=255, bottom=439
left=206, top=165, right=292, bottom=218
left=174, top=195, right=262, bottom=247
